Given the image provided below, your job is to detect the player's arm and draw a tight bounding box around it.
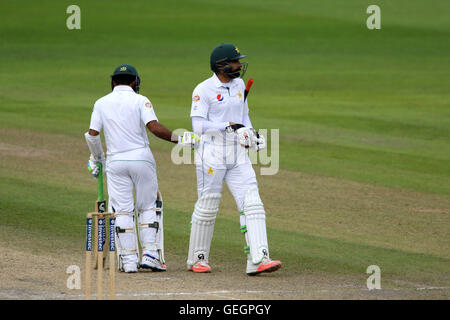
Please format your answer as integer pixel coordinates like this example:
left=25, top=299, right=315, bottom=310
left=85, top=104, right=105, bottom=178
left=192, top=116, right=230, bottom=134
left=85, top=130, right=105, bottom=177
left=146, top=120, right=199, bottom=147
left=140, top=99, right=178, bottom=143
left=146, top=120, right=177, bottom=143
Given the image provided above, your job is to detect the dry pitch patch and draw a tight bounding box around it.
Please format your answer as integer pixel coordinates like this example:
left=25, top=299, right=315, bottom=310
left=0, top=129, right=449, bottom=299
left=0, top=241, right=448, bottom=300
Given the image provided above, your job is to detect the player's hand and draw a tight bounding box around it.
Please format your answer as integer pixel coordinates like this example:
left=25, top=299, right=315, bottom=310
left=178, top=132, right=200, bottom=149
left=236, top=127, right=255, bottom=149
left=250, top=130, right=266, bottom=152
left=87, top=154, right=105, bottom=178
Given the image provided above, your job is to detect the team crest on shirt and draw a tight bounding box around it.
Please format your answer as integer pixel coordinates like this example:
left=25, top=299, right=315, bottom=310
left=238, top=91, right=243, bottom=99
left=193, top=94, right=200, bottom=102
left=216, top=94, right=224, bottom=102
left=145, top=101, right=152, bottom=108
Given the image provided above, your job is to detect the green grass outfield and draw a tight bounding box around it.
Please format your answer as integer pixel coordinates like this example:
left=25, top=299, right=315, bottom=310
left=0, top=0, right=449, bottom=296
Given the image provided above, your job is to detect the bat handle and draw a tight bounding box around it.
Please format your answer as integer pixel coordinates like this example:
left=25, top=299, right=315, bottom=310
left=97, top=162, right=105, bottom=202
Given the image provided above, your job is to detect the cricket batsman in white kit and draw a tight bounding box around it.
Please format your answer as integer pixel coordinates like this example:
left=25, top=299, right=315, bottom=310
left=85, top=64, right=197, bottom=273
left=187, top=44, right=282, bottom=275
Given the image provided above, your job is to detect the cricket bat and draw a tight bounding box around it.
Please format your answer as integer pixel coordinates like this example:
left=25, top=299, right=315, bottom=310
left=94, top=162, right=107, bottom=270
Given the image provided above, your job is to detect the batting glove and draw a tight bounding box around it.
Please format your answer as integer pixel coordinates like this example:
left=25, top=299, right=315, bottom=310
left=178, top=132, right=200, bottom=149
left=236, top=127, right=255, bottom=149
left=250, top=130, right=266, bottom=152
left=87, top=154, right=105, bottom=178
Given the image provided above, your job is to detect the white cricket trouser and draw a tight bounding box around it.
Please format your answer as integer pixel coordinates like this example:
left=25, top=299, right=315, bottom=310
left=106, top=160, right=159, bottom=261
left=187, top=138, right=268, bottom=266
left=195, top=139, right=258, bottom=212
left=106, top=160, right=158, bottom=213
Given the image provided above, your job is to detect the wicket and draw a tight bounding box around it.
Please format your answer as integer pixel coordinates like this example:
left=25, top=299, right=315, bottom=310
left=86, top=211, right=116, bottom=300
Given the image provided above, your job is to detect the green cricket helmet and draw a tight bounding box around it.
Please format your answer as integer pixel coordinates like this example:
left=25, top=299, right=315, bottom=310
left=210, top=43, right=248, bottom=79
left=110, top=64, right=141, bottom=93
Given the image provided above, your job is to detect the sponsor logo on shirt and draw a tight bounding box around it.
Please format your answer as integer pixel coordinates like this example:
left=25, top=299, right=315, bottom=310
left=193, top=94, right=200, bottom=102
left=145, top=101, right=152, bottom=108
left=217, top=94, right=224, bottom=102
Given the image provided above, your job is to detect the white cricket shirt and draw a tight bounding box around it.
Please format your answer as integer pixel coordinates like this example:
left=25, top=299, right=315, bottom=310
left=89, top=85, right=158, bottom=162
left=190, top=73, right=251, bottom=145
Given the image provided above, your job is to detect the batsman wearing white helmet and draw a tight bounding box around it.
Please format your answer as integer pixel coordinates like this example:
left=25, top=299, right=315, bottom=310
left=187, top=44, right=282, bottom=275
left=85, top=64, right=197, bottom=273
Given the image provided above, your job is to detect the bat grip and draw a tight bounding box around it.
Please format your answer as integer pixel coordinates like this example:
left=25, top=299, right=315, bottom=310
left=245, top=78, right=254, bottom=91
left=244, top=78, right=254, bottom=101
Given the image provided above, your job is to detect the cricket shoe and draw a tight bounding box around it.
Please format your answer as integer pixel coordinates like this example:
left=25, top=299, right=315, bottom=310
left=189, top=260, right=212, bottom=273
left=140, top=253, right=167, bottom=272
left=246, top=257, right=282, bottom=276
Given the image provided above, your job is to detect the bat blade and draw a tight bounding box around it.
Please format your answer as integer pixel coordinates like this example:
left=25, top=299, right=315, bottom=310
left=96, top=200, right=106, bottom=213
left=93, top=199, right=106, bottom=269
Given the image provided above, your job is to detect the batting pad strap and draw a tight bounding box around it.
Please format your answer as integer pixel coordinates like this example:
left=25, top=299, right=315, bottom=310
left=140, top=222, right=159, bottom=229
left=115, top=214, right=138, bottom=258
left=119, top=248, right=138, bottom=255
left=155, top=199, right=163, bottom=213
left=138, top=208, right=163, bottom=255
left=142, top=243, right=159, bottom=251
left=114, top=212, right=132, bottom=217
left=115, top=226, right=135, bottom=233
left=84, top=131, right=104, bottom=159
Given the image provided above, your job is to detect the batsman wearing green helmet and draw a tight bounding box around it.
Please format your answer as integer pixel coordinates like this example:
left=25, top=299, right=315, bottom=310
left=186, top=43, right=282, bottom=275
left=85, top=64, right=198, bottom=273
